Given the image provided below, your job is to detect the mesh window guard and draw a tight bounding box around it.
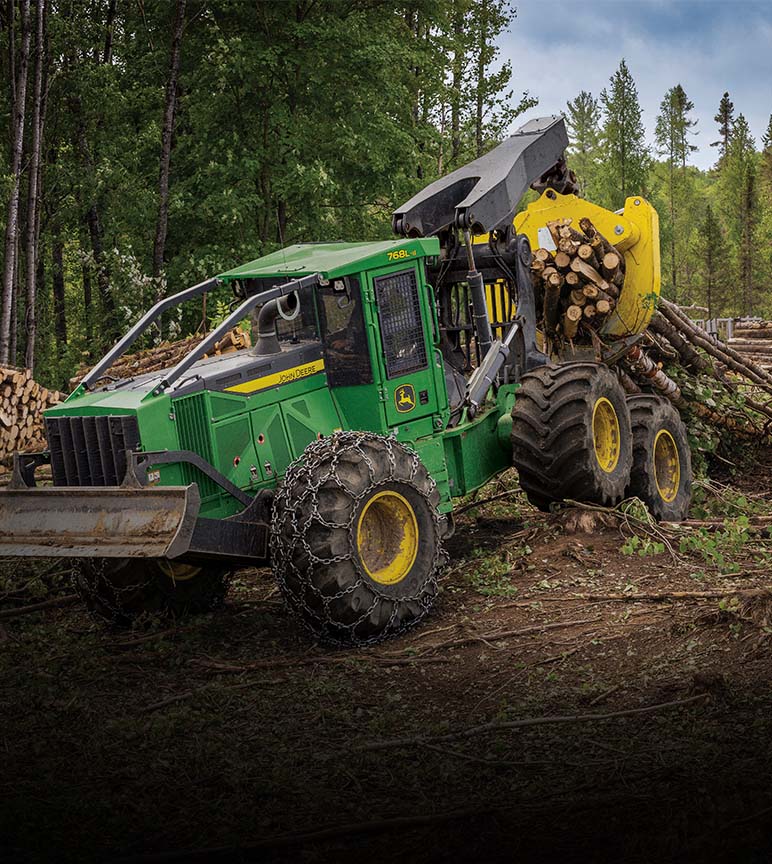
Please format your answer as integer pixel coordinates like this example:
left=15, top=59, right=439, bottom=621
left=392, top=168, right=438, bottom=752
left=374, top=269, right=428, bottom=378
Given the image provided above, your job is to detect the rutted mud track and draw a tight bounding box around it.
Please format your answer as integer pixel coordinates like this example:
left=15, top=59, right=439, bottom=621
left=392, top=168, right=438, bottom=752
left=2, top=463, right=772, bottom=863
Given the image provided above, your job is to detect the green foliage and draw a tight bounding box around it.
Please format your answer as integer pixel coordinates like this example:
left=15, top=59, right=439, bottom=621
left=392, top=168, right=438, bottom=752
left=655, top=84, right=698, bottom=169
left=661, top=363, right=769, bottom=478
left=621, top=535, right=665, bottom=557
left=654, top=85, right=698, bottom=303
left=693, top=204, right=732, bottom=317
left=1, top=0, right=537, bottom=389
left=720, top=114, right=758, bottom=315
left=677, top=517, right=752, bottom=575
left=467, top=544, right=531, bottom=597
left=4, top=8, right=772, bottom=390
left=690, top=482, right=772, bottom=519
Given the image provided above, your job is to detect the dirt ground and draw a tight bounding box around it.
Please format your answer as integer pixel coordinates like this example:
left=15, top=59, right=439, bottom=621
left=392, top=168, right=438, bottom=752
left=3, top=455, right=772, bottom=863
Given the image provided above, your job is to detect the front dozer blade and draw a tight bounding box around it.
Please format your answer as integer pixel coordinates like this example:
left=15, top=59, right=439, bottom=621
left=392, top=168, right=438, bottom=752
left=0, top=485, right=200, bottom=559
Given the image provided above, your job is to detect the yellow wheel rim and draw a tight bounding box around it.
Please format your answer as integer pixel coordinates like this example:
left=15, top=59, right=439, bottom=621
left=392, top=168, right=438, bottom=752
left=592, top=397, right=621, bottom=473
left=356, top=490, right=419, bottom=586
left=653, top=429, right=680, bottom=503
left=157, top=561, right=201, bottom=583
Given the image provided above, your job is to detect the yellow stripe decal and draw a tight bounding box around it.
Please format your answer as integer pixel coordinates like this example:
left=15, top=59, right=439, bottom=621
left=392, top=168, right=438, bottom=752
left=224, top=359, right=326, bottom=394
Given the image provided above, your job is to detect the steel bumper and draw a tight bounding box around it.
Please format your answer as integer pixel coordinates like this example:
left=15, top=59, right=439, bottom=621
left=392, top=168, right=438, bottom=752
left=0, top=485, right=201, bottom=559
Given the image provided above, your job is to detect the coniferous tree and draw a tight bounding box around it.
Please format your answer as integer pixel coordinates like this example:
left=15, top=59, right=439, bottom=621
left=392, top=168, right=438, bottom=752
left=598, top=60, right=650, bottom=209
left=565, top=90, right=601, bottom=199
left=655, top=84, right=698, bottom=303
left=721, top=114, right=758, bottom=315
left=757, top=115, right=772, bottom=310
left=695, top=205, right=731, bottom=318
left=711, top=91, right=734, bottom=164
left=761, top=115, right=772, bottom=189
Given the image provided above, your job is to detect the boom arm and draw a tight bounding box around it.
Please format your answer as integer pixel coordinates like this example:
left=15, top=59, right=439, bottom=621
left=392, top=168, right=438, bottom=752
left=392, top=115, right=576, bottom=239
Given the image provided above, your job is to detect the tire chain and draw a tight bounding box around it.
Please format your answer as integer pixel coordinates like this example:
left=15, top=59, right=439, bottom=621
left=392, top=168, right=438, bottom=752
left=272, top=431, right=447, bottom=646
left=72, top=557, right=230, bottom=625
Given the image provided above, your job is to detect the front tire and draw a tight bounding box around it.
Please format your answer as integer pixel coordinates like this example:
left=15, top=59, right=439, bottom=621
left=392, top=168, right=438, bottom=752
left=627, top=395, right=692, bottom=521
left=272, top=431, right=443, bottom=645
left=74, top=559, right=230, bottom=626
left=511, top=362, right=633, bottom=509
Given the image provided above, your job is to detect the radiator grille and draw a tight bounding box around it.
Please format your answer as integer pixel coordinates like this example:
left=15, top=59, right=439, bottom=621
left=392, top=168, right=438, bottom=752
left=46, top=415, right=140, bottom=487
left=374, top=269, right=428, bottom=378
left=173, top=393, right=218, bottom=499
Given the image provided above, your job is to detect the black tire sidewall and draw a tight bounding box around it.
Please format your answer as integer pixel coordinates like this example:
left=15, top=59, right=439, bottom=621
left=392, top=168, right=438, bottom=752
left=628, top=396, right=692, bottom=521
left=580, top=367, right=634, bottom=502
left=271, top=432, right=443, bottom=645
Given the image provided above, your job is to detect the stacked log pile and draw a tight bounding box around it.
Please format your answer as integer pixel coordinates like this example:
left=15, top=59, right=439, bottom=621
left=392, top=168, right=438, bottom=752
left=532, top=216, right=624, bottom=344
left=727, top=322, right=772, bottom=371
left=0, top=367, right=63, bottom=471
left=70, top=325, right=251, bottom=387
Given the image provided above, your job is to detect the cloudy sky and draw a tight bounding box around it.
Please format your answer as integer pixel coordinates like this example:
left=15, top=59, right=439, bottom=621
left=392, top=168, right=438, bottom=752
left=499, top=0, right=772, bottom=169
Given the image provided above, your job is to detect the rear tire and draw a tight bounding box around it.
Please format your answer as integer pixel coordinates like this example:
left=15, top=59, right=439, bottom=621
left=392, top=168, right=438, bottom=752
left=272, top=431, right=443, bottom=646
left=511, top=362, right=633, bottom=509
left=74, top=559, right=230, bottom=626
left=627, top=395, right=692, bottom=521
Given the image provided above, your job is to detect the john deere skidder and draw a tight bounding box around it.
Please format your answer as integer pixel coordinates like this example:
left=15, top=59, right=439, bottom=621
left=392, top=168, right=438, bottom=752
left=0, top=116, right=692, bottom=644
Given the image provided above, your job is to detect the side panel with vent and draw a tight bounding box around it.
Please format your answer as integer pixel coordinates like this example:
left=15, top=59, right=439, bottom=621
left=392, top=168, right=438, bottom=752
left=249, top=405, right=291, bottom=483
left=173, top=393, right=219, bottom=500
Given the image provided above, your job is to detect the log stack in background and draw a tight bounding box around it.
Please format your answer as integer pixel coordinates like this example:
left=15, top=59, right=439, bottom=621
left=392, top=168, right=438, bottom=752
left=728, top=322, right=772, bottom=372
left=532, top=216, right=625, bottom=345
left=70, top=325, right=251, bottom=387
left=0, top=367, right=63, bottom=472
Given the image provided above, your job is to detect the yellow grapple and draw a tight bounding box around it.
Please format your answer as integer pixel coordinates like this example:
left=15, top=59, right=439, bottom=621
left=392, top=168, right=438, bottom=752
left=514, top=191, right=661, bottom=338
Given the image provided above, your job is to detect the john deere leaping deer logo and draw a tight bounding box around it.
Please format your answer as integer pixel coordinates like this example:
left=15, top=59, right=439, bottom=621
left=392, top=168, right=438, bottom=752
left=395, top=384, right=416, bottom=413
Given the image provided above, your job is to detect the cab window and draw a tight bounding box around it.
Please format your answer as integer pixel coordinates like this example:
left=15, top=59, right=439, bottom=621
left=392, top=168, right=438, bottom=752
left=317, top=277, right=372, bottom=386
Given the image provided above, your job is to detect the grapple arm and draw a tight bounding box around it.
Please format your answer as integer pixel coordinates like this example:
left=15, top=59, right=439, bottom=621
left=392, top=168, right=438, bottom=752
left=392, top=115, right=576, bottom=239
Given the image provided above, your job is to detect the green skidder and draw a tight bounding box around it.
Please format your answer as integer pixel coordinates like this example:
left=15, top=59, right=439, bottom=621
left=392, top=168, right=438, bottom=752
left=0, top=117, right=692, bottom=644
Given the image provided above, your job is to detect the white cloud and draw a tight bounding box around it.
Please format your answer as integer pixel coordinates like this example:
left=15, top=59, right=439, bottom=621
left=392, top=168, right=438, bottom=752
left=500, top=0, right=772, bottom=169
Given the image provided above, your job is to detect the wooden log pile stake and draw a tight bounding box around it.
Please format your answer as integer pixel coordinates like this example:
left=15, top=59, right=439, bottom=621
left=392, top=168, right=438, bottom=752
left=532, top=217, right=624, bottom=343
left=0, top=366, right=63, bottom=471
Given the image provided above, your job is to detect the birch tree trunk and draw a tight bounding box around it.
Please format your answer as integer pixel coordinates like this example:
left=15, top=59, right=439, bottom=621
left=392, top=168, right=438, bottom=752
left=152, top=0, right=186, bottom=278
left=24, top=0, right=47, bottom=372
left=0, top=0, right=31, bottom=365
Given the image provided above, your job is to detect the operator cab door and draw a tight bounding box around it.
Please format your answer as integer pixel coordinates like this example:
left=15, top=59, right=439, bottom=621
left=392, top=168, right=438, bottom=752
left=367, top=263, right=442, bottom=428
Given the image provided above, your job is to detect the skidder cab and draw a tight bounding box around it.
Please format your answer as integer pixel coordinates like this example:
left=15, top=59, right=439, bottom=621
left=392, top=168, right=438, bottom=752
left=0, top=115, right=692, bottom=643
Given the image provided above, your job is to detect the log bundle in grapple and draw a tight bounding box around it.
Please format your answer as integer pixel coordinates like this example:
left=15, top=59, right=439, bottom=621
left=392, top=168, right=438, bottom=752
left=531, top=216, right=624, bottom=344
